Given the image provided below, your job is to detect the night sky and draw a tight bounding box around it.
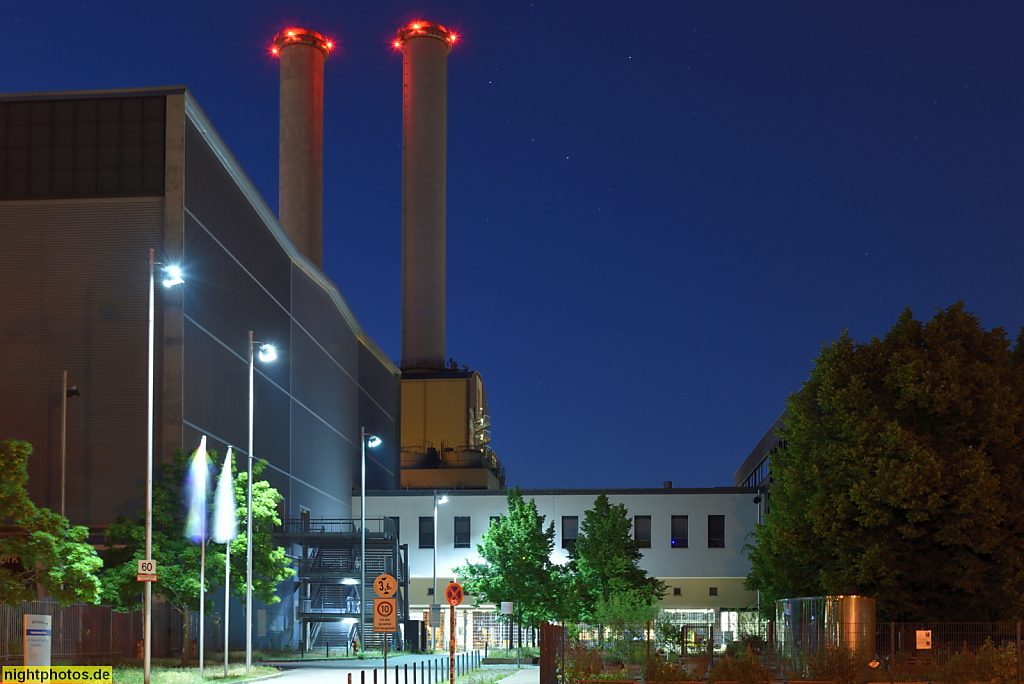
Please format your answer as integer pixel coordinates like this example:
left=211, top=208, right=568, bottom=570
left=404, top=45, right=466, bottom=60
left=7, top=2, right=1023, bottom=490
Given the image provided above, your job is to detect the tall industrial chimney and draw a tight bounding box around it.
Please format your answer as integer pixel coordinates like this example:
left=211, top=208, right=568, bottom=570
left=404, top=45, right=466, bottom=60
left=272, top=28, right=333, bottom=268
left=395, top=21, right=457, bottom=371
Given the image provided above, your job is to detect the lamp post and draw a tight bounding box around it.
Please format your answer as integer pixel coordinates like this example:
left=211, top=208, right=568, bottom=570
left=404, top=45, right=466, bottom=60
left=432, top=491, right=448, bottom=650
left=145, top=250, right=182, bottom=684
left=60, top=371, right=80, bottom=519
left=246, top=331, right=277, bottom=674
left=359, top=428, right=382, bottom=649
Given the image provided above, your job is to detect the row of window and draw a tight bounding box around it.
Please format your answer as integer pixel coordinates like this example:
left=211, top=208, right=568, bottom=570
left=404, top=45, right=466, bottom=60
left=413, top=514, right=727, bottom=550
left=565, top=514, right=725, bottom=549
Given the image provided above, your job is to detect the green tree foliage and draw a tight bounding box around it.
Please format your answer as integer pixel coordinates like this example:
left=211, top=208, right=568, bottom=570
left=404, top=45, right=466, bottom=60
left=101, top=448, right=293, bottom=659
left=454, top=487, right=563, bottom=628
left=745, top=303, right=1024, bottom=620
left=569, top=493, right=666, bottom=623
left=0, top=440, right=103, bottom=606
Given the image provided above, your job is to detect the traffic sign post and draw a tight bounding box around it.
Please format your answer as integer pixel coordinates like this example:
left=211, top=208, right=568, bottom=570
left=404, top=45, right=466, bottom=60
left=373, top=573, right=398, bottom=683
left=445, top=582, right=463, bottom=684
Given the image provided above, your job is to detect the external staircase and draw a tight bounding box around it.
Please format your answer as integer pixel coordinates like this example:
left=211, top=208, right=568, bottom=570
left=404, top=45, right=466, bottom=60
left=275, top=517, right=408, bottom=651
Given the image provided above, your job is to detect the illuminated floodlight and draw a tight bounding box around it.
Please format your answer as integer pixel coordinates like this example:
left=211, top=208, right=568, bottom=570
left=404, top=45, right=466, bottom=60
left=437, top=494, right=449, bottom=505
left=366, top=435, right=382, bottom=449
left=162, top=265, right=184, bottom=288
left=258, top=344, right=277, bottom=362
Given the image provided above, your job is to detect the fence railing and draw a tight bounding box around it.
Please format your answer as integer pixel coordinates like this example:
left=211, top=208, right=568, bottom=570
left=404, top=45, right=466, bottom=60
left=548, top=619, right=1024, bottom=684
left=0, top=601, right=181, bottom=663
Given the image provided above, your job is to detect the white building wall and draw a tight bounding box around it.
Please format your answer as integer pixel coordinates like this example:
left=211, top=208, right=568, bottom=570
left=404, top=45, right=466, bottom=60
left=354, top=487, right=760, bottom=613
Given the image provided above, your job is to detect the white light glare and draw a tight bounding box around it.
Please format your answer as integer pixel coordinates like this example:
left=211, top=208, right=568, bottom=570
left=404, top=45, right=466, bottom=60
left=258, top=344, right=277, bottom=362
left=438, top=495, right=449, bottom=505
left=366, top=435, right=382, bottom=448
left=162, top=265, right=184, bottom=288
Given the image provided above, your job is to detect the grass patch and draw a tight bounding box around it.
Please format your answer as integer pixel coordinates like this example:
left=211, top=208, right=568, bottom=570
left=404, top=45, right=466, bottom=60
left=459, top=666, right=521, bottom=684
left=111, top=662, right=278, bottom=684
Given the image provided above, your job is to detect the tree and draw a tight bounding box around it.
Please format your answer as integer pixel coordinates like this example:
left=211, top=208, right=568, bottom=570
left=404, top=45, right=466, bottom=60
left=100, top=447, right=294, bottom=661
left=454, top=487, right=564, bottom=629
left=0, top=440, right=103, bottom=606
left=569, top=493, right=665, bottom=624
left=745, top=303, right=1024, bottom=620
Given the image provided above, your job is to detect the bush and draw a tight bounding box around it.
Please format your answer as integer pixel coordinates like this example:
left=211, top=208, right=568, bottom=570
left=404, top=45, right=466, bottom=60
left=806, top=645, right=868, bottom=684
left=562, top=645, right=605, bottom=684
left=645, top=657, right=702, bottom=682
left=707, top=649, right=770, bottom=684
left=931, top=640, right=1017, bottom=684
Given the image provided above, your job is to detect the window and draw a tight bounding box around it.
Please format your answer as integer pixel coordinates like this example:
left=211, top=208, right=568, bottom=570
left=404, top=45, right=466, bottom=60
left=708, top=515, right=725, bottom=548
left=634, top=515, right=652, bottom=549
left=489, top=515, right=500, bottom=527
left=561, top=516, right=578, bottom=549
left=673, top=587, right=682, bottom=596
left=387, top=516, right=400, bottom=542
left=671, top=515, right=688, bottom=548
left=454, top=516, right=471, bottom=548
left=419, top=516, right=433, bottom=548
left=709, top=587, right=718, bottom=596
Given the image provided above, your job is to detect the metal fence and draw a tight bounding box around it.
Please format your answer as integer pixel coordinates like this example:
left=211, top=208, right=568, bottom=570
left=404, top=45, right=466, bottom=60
left=0, top=601, right=181, bottom=663
left=545, top=618, right=1024, bottom=684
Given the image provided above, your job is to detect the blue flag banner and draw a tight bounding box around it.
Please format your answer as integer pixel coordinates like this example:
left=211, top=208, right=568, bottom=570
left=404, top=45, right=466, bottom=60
left=184, top=436, right=210, bottom=543
left=212, top=447, right=238, bottom=543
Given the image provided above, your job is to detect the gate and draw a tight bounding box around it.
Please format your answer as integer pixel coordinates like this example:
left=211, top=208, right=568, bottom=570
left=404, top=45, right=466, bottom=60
left=540, top=621, right=566, bottom=684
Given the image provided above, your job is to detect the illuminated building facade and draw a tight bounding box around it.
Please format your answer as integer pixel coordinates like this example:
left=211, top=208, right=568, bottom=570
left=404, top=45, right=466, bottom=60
left=0, top=87, right=399, bottom=648
left=355, top=487, right=761, bottom=648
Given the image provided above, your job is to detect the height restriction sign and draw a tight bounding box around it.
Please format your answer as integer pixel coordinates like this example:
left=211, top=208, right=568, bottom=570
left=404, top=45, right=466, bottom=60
left=445, top=582, right=464, bottom=606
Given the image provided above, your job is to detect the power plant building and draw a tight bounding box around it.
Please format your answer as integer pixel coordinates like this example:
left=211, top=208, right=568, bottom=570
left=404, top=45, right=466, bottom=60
left=0, top=86, right=399, bottom=543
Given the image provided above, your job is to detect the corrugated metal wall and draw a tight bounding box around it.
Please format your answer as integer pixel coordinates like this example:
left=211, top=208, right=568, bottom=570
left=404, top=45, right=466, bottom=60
left=1, top=90, right=399, bottom=536
left=0, top=197, right=164, bottom=526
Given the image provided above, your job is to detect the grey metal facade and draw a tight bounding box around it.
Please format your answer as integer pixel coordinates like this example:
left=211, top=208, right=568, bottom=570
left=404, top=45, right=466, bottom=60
left=0, top=87, right=400, bottom=531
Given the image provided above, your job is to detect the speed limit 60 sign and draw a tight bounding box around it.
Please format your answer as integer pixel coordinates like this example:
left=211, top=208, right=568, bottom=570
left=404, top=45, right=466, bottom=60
left=137, top=559, right=157, bottom=582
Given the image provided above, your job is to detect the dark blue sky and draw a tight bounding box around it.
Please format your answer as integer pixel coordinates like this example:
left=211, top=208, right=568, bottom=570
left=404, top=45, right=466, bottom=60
left=8, top=2, right=1023, bottom=490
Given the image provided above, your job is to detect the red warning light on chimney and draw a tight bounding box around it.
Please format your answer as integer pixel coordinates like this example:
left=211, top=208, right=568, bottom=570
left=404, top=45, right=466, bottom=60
left=394, top=20, right=457, bottom=51
left=270, top=27, right=335, bottom=58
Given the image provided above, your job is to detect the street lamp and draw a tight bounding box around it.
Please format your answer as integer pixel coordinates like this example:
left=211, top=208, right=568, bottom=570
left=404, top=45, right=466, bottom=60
left=60, top=371, right=81, bottom=519
left=359, top=428, right=382, bottom=648
left=432, top=491, right=448, bottom=650
left=246, top=331, right=277, bottom=674
left=146, top=249, right=182, bottom=684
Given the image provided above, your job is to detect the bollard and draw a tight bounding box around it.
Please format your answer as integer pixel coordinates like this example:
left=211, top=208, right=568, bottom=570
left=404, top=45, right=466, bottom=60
left=361, top=670, right=366, bottom=684
left=327, top=640, right=330, bottom=658
left=374, top=669, right=378, bottom=684
left=348, top=674, right=352, bottom=684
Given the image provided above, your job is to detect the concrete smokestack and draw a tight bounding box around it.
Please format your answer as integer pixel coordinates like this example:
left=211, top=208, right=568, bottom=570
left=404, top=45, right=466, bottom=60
left=272, top=28, right=333, bottom=268
left=396, top=21, right=457, bottom=371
